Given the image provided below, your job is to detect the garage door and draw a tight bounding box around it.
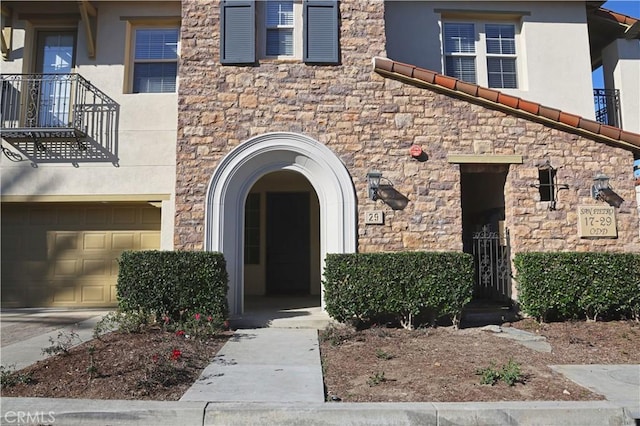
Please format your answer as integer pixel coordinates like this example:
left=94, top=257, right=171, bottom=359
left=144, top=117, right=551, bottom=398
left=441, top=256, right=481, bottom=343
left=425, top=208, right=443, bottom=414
left=1, top=203, right=161, bottom=307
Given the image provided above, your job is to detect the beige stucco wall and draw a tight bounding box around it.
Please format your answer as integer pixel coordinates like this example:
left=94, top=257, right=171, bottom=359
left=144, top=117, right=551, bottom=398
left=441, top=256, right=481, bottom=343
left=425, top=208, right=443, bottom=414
left=1, top=1, right=179, bottom=249
left=602, top=39, right=640, bottom=134
left=384, top=1, right=596, bottom=119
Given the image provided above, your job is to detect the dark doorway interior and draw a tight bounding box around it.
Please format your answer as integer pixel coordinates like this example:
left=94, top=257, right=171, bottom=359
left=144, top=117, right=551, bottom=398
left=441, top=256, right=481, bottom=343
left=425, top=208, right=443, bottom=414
left=460, top=164, right=511, bottom=301
left=266, top=192, right=310, bottom=295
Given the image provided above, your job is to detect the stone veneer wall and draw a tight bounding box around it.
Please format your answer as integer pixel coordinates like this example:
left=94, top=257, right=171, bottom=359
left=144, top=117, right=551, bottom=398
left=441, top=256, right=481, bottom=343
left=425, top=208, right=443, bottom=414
left=175, top=0, right=639, bottom=254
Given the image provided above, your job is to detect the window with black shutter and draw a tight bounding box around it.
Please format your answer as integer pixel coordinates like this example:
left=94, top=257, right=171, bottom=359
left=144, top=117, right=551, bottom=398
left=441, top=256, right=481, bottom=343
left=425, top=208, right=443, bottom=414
left=220, top=0, right=339, bottom=65
left=220, top=0, right=256, bottom=64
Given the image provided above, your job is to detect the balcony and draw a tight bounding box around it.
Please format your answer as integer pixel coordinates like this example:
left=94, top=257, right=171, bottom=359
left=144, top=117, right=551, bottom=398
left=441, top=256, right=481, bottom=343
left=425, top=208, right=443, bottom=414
left=593, top=88, right=622, bottom=128
left=1, top=73, right=119, bottom=164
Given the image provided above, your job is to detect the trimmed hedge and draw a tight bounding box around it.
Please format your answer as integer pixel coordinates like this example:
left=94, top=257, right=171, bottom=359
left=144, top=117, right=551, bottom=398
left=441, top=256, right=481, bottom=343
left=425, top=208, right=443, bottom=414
left=514, top=252, right=640, bottom=322
left=117, top=250, right=229, bottom=322
left=323, top=252, right=474, bottom=328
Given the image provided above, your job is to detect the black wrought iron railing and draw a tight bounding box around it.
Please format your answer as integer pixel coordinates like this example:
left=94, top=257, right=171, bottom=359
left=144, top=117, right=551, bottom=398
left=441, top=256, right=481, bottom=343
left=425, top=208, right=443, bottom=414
left=1, top=73, right=117, bottom=141
left=593, top=88, right=621, bottom=128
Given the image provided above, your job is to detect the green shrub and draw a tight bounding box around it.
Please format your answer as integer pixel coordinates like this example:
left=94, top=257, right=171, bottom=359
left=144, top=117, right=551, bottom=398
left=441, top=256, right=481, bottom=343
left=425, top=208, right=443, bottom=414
left=323, top=252, right=473, bottom=329
left=476, top=359, right=523, bottom=386
left=0, top=365, right=34, bottom=389
left=93, top=310, right=149, bottom=338
left=117, top=251, right=229, bottom=324
left=515, top=252, right=640, bottom=322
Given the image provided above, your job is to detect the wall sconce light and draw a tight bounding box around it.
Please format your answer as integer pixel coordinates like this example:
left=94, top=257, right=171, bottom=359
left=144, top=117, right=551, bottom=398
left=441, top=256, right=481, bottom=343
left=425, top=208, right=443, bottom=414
left=367, top=171, right=382, bottom=201
left=591, top=173, right=624, bottom=207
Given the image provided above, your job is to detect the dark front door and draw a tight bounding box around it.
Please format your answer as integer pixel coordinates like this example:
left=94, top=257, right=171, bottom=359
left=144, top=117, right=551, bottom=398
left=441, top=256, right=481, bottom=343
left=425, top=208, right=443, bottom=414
left=460, top=164, right=511, bottom=301
left=266, top=192, right=310, bottom=295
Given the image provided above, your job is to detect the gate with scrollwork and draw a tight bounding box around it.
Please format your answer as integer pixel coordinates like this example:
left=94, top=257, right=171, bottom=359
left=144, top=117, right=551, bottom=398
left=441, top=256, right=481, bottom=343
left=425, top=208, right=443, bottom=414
left=472, top=226, right=512, bottom=301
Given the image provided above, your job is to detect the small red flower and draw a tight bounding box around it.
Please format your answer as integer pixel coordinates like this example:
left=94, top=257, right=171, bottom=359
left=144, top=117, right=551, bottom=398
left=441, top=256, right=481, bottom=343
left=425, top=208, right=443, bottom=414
left=175, top=330, right=185, bottom=337
left=170, top=349, right=182, bottom=361
left=163, top=316, right=170, bottom=325
left=207, top=316, right=213, bottom=322
left=194, top=313, right=201, bottom=321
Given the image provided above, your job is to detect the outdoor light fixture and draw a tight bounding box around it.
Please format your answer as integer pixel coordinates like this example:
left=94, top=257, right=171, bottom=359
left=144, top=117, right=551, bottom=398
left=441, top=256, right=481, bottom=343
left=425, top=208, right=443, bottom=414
left=367, top=171, right=382, bottom=201
left=591, top=173, right=610, bottom=199
left=591, top=173, right=624, bottom=207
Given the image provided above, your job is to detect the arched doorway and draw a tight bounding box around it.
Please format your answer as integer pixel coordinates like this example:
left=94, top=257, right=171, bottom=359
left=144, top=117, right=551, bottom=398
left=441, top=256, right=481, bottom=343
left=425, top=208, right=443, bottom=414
left=204, top=132, right=357, bottom=315
left=244, top=171, right=321, bottom=302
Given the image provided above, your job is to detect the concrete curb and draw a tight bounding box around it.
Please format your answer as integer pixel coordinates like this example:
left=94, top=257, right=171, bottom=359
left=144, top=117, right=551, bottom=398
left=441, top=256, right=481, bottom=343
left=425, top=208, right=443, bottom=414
left=0, top=398, right=207, bottom=426
left=1, top=398, right=635, bottom=426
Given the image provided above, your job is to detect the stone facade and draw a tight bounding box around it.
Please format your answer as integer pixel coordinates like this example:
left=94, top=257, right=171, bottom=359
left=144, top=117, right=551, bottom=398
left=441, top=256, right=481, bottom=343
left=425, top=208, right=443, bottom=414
left=175, top=0, right=639, bottom=257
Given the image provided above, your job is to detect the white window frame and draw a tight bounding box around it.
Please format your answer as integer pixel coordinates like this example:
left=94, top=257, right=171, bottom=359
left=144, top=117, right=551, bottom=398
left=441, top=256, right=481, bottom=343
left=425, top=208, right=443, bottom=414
left=258, top=0, right=303, bottom=59
left=124, top=19, right=180, bottom=94
left=443, top=20, right=519, bottom=89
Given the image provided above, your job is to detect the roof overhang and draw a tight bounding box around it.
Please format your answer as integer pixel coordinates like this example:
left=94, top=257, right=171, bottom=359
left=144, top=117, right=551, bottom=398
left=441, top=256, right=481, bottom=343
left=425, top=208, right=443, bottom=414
left=587, top=3, right=640, bottom=69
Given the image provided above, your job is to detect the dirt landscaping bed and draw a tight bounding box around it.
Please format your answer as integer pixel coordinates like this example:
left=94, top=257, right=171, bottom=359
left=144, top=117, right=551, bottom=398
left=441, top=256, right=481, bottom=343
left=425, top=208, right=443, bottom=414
left=319, top=319, right=640, bottom=403
left=1, top=319, right=638, bottom=402
left=1, top=326, right=231, bottom=401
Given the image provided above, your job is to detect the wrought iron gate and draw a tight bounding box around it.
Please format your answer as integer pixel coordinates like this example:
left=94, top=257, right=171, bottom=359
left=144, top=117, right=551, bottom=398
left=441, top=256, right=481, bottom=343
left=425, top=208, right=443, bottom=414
left=472, top=226, right=512, bottom=301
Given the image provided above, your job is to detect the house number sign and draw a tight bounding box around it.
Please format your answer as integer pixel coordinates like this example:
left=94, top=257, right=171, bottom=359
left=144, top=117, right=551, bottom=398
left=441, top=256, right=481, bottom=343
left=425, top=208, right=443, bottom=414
left=365, top=210, right=384, bottom=225
left=577, top=205, right=617, bottom=238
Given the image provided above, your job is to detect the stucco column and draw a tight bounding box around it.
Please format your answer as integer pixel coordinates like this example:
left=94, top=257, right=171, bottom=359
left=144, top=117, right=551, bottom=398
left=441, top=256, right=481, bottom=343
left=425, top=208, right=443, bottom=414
left=602, top=38, right=640, bottom=133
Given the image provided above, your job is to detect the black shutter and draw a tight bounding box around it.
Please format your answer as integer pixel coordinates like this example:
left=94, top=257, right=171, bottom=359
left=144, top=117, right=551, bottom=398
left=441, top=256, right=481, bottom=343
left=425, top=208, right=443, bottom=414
left=220, top=0, right=256, bottom=64
left=303, top=0, right=339, bottom=64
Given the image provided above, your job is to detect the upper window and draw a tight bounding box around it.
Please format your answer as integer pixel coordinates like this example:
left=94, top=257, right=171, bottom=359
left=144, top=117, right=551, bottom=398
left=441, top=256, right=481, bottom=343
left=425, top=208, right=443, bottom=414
left=443, top=22, right=517, bottom=89
left=130, top=27, right=179, bottom=93
left=220, top=0, right=339, bottom=65
left=266, top=1, right=295, bottom=57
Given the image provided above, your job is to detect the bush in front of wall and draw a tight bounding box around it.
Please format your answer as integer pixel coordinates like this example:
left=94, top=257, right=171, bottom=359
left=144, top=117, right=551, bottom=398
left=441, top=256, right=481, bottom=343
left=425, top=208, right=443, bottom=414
left=514, top=252, right=640, bottom=322
left=117, top=250, right=229, bottom=325
left=323, top=252, right=474, bottom=329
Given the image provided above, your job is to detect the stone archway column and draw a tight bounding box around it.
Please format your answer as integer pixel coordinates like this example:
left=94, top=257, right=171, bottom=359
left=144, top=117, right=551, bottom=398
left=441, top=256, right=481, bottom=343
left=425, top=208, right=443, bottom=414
left=205, top=132, right=357, bottom=315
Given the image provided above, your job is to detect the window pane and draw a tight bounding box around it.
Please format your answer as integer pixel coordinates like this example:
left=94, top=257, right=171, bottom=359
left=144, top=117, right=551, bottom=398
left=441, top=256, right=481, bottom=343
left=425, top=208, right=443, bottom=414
left=41, top=34, right=75, bottom=73
left=266, top=28, right=293, bottom=55
left=266, top=1, right=294, bottom=26
left=445, top=56, right=476, bottom=83
left=487, top=58, right=517, bottom=89
left=135, top=28, right=179, bottom=60
left=133, top=63, right=177, bottom=93
left=486, top=24, right=515, bottom=55
left=443, top=23, right=475, bottom=53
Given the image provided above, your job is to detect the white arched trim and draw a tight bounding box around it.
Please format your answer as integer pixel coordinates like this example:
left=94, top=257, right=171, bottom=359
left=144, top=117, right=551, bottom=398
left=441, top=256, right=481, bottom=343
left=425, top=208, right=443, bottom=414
left=205, top=132, right=357, bottom=315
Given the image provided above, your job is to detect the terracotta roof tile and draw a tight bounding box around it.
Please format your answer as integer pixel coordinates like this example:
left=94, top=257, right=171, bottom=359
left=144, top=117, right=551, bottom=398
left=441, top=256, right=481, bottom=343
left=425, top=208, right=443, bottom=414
left=621, top=130, right=640, bottom=147
left=538, top=105, right=561, bottom=122
left=413, top=68, right=436, bottom=84
left=372, top=57, right=640, bottom=150
left=595, top=7, right=639, bottom=28
left=559, top=111, right=581, bottom=128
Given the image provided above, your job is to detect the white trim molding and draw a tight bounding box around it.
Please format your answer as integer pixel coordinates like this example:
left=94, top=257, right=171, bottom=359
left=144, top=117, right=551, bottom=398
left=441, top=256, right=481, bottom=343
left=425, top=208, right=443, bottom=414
left=204, top=132, right=357, bottom=315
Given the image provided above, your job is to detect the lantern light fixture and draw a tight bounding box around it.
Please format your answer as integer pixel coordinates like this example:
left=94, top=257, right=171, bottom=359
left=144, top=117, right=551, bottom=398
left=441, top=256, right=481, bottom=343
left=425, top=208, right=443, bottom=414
left=367, top=171, right=382, bottom=201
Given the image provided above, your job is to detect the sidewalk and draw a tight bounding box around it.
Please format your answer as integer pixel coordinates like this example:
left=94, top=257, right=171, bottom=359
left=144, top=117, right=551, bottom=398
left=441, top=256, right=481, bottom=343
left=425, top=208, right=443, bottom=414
left=180, top=328, right=325, bottom=403
left=1, top=309, right=110, bottom=370
left=1, top=308, right=638, bottom=425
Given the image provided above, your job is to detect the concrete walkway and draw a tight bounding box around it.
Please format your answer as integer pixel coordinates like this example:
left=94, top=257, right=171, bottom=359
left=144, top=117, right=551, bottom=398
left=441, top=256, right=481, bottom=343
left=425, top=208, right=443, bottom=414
left=181, top=328, right=325, bottom=403
left=1, top=309, right=110, bottom=370
left=550, top=364, right=640, bottom=419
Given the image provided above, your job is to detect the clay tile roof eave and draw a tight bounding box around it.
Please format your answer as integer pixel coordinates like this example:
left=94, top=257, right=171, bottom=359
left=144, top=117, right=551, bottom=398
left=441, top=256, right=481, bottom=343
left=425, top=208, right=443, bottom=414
left=595, top=7, right=640, bottom=38
left=371, top=56, right=640, bottom=152
left=598, top=7, right=640, bottom=27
